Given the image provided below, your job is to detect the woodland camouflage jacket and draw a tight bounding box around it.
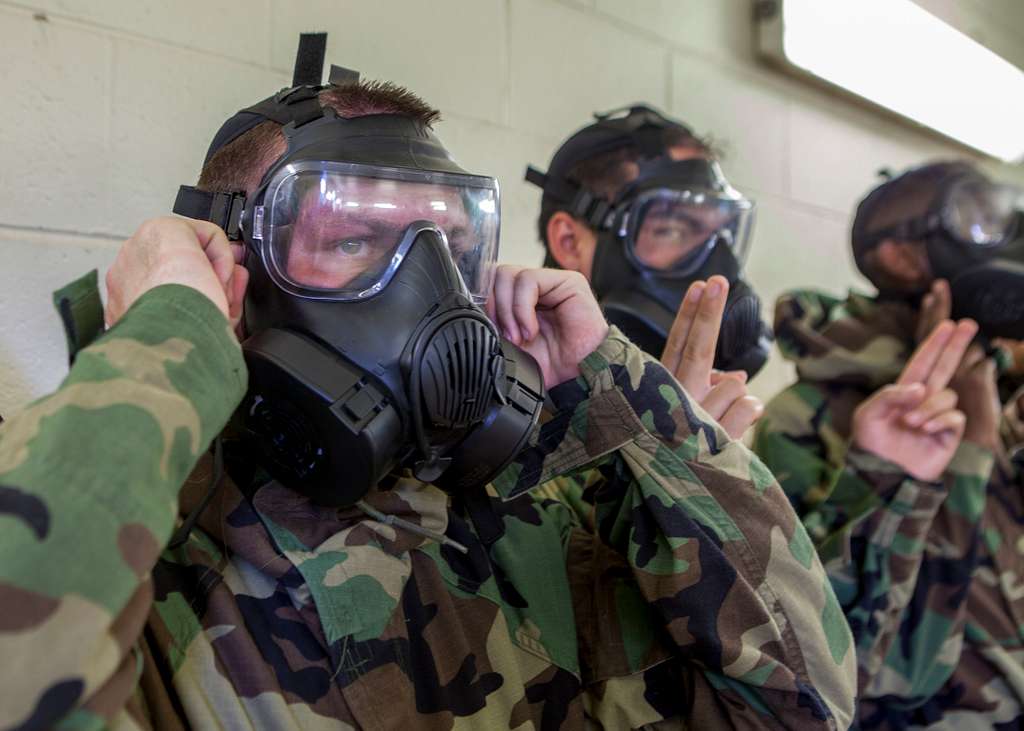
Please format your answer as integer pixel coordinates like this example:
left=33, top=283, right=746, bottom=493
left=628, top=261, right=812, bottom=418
left=0, top=282, right=855, bottom=730
left=753, top=288, right=1024, bottom=730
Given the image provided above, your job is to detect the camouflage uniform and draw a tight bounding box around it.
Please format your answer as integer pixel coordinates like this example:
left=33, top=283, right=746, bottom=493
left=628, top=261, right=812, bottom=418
left=753, top=288, right=1024, bottom=729
left=1, top=280, right=856, bottom=730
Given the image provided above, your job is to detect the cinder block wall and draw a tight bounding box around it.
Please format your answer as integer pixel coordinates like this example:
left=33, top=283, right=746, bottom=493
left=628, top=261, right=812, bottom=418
left=2, top=0, right=1022, bottom=415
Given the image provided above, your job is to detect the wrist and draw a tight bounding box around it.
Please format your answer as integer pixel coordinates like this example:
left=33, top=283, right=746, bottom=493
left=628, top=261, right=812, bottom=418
left=562, top=323, right=610, bottom=383
left=846, top=445, right=945, bottom=493
left=849, top=438, right=943, bottom=483
left=962, top=428, right=1000, bottom=454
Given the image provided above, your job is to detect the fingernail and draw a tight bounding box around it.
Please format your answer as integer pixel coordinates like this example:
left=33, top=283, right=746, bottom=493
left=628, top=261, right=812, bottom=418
left=521, top=327, right=531, bottom=343
left=707, top=280, right=723, bottom=298
left=503, top=328, right=514, bottom=342
left=689, top=284, right=705, bottom=303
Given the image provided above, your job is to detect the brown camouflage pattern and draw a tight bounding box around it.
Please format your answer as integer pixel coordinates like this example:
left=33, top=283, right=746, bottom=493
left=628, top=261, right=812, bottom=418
left=0, top=283, right=856, bottom=730
left=754, top=288, right=1024, bottom=729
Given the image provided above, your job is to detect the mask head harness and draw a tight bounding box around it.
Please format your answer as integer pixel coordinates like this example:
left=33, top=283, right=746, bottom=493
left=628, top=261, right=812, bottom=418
left=852, top=161, right=1024, bottom=339
left=174, top=32, right=358, bottom=238
left=172, top=34, right=544, bottom=507
left=525, top=106, right=772, bottom=377
left=525, top=104, right=694, bottom=232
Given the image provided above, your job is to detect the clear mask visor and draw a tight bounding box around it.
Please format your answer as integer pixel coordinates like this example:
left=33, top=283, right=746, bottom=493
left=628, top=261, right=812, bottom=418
left=943, top=178, right=1023, bottom=247
left=621, top=187, right=755, bottom=276
left=254, top=161, right=500, bottom=302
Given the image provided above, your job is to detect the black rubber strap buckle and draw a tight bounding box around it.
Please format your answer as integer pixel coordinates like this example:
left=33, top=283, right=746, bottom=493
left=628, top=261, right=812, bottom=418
left=570, top=189, right=613, bottom=230
left=173, top=187, right=247, bottom=240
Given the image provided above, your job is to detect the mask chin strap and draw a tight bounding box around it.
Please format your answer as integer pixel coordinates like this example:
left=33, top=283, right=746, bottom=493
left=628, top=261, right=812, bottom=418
left=171, top=32, right=361, bottom=237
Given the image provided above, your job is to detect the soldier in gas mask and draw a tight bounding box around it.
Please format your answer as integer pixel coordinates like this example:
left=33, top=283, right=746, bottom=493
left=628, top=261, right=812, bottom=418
left=752, top=160, right=1024, bottom=728
left=0, top=37, right=858, bottom=729
left=526, top=105, right=772, bottom=439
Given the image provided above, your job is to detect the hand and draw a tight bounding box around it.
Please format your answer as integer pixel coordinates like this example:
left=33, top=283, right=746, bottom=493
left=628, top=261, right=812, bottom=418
left=486, top=266, right=609, bottom=388
left=914, top=278, right=951, bottom=343
left=105, top=217, right=248, bottom=330
left=949, top=345, right=1001, bottom=452
left=661, top=276, right=764, bottom=438
left=992, top=337, right=1024, bottom=377
left=1003, top=388, right=1024, bottom=448
left=852, top=319, right=977, bottom=482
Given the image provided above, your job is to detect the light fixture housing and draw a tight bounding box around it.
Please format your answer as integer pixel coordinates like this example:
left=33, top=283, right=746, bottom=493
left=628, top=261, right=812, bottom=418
left=757, top=0, right=1024, bottom=163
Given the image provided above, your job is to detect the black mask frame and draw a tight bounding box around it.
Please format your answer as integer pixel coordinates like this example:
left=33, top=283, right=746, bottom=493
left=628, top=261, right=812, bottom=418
left=170, top=33, right=545, bottom=509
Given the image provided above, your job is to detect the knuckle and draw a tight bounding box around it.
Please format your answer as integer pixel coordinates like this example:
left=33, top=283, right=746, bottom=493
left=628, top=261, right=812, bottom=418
left=682, top=343, right=713, bottom=365
left=513, top=272, right=532, bottom=294
left=135, top=219, right=157, bottom=240
left=725, top=378, right=748, bottom=400
left=497, top=264, right=516, bottom=282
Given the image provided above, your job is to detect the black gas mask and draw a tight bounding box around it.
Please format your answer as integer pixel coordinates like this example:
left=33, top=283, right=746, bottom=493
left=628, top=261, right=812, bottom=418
left=173, top=38, right=543, bottom=506
left=527, top=107, right=772, bottom=377
left=856, top=165, right=1024, bottom=339
left=591, top=158, right=771, bottom=376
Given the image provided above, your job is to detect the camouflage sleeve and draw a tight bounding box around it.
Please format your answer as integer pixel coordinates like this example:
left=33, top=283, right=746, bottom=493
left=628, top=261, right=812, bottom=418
left=1000, top=383, right=1024, bottom=455
left=496, top=327, right=856, bottom=730
left=821, top=445, right=991, bottom=704
left=751, top=383, right=836, bottom=506
left=0, top=284, right=246, bottom=730
left=753, top=380, right=994, bottom=703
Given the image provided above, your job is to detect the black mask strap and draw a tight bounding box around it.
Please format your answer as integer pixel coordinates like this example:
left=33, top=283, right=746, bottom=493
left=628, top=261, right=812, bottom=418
left=168, top=436, right=226, bottom=550
left=328, top=63, right=360, bottom=86
left=593, top=105, right=672, bottom=158
left=173, top=188, right=248, bottom=239
left=525, top=165, right=614, bottom=230
left=526, top=105, right=694, bottom=232
left=173, top=33, right=357, bottom=233
left=292, top=32, right=326, bottom=86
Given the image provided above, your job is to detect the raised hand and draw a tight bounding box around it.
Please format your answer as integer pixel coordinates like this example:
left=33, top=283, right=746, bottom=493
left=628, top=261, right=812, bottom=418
left=852, top=319, right=977, bottom=482
left=914, top=278, right=951, bottom=344
left=106, top=217, right=248, bottom=330
left=949, top=344, right=1001, bottom=453
left=661, top=276, right=764, bottom=438
left=486, top=266, right=609, bottom=389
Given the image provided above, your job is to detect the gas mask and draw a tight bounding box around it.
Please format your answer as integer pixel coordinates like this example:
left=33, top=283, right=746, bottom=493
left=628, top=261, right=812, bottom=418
left=857, top=166, right=1024, bottom=339
left=590, top=158, right=771, bottom=376
left=527, top=109, right=772, bottom=377
left=173, top=42, right=543, bottom=506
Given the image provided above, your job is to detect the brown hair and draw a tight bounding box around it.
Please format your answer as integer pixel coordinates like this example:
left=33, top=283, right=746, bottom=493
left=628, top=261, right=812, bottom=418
left=197, top=80, right=441, bottom=194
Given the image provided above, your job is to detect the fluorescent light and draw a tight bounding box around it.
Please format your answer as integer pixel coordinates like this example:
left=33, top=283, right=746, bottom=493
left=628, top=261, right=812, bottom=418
left=760, top=0, right=1024, bottom=162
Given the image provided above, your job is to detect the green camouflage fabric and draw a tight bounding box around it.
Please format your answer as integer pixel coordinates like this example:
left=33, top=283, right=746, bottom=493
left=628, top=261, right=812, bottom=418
left=0, top=283, right=856, bottom=730
left=753, top=288, right=1024, bottom=729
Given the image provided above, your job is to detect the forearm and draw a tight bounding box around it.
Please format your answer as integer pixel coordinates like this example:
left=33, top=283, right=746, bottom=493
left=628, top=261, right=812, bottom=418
left=506, top=330, right=856, bottom=729
left=0, top=284, right=246, bottom=728
left=824, top=445, right=989, bottom=699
